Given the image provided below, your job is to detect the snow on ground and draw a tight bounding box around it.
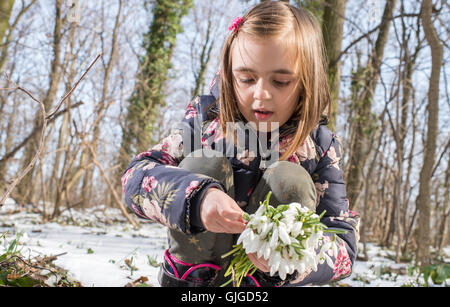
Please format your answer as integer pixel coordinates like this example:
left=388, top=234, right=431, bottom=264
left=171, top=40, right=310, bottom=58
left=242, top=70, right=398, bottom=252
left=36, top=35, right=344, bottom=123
left=1, top=198, right=448, bottom=287
left=0, top=199, right=167, bottom=287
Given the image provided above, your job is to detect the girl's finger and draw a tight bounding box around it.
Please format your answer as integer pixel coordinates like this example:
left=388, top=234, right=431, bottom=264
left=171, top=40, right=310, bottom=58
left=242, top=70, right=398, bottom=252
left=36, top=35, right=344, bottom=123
left=223, top=218, right=246, bottom=233
left=221, top=209, right=243, bottom=221
left=214, top=216, right=245, bottom=234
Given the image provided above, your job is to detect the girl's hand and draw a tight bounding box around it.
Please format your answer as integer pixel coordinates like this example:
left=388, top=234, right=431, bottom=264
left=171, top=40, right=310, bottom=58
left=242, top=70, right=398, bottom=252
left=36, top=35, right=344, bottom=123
left=200, top=188, right=246, bottom=234
left=248, top=253, right=270, bottom=272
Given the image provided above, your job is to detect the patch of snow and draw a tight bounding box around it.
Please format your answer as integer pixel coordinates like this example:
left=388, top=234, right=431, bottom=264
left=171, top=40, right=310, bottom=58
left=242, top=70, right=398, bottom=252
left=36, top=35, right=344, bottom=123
left=1, top=208, right=167, bottom=287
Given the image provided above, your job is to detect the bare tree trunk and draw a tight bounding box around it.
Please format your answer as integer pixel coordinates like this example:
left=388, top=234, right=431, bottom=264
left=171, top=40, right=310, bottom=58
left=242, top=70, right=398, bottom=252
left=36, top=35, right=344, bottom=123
left=321, top=0, right=346, bottom=131
left=345, top=0, right=397, bottom=211
left=293, top=0, right=324, bottom=22
left=80, top=0, right=122, bottom=209
left=436, top=155, right=449, bottom=253
left=0, top=0, right=14, bottom=51
left=15, top=0, right=64, bottom=204
left=361, top=110, right=387, bottom=259
left=0, top=95, right=18, bottom=186
left=397, top=1, right=423, bottom=259
left=191, top=17, right=214, bottom=98
left=415, top=0, right=443, bottom=267
left=0, top=0, right=36, bottom=72
left=0, top=0, right=37, bottom=190
left=51, top=23, right=77, bottom=218
left=401, top=94, right=418, bottom=255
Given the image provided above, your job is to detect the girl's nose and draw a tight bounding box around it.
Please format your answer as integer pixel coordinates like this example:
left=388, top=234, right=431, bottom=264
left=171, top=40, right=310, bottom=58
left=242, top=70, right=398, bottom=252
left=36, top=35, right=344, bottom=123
left=253, top=79, right=272, bottom=101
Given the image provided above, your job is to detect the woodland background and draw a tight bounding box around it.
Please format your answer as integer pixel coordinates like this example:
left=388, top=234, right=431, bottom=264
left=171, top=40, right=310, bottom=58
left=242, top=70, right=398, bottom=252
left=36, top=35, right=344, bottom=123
left=0, top=0, right=448, bottom=274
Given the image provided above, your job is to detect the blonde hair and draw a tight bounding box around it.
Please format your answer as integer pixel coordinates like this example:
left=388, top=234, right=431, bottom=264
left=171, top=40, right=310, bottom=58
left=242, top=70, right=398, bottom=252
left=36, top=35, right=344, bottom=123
left=218, top=1, right=330, bottom=161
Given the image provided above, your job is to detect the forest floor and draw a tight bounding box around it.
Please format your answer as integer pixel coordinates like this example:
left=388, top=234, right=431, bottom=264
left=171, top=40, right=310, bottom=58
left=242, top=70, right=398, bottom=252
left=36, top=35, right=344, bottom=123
left=1, top=198, right=449, bottom=287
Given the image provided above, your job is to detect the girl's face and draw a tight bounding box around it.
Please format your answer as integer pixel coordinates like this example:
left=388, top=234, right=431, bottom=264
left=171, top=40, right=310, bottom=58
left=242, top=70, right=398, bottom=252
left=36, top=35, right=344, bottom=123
left=231, top=35, right=300, bottom=132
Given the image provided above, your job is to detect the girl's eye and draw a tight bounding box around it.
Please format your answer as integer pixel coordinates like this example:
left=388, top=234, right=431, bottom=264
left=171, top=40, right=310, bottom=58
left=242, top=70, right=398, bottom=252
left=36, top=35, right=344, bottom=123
left=239, top=78, right=255, bottom=84
left=273, top=80, right=291, bottom=86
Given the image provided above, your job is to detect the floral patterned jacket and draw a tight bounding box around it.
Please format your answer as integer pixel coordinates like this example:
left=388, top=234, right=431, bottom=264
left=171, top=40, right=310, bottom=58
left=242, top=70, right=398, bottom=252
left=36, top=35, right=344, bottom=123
left=121, top=80, right=360, bottom=286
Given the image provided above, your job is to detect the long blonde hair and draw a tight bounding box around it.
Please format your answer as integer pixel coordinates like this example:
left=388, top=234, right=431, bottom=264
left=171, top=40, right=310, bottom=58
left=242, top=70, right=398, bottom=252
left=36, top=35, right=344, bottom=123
left=219, top=1, right=330, bottom=161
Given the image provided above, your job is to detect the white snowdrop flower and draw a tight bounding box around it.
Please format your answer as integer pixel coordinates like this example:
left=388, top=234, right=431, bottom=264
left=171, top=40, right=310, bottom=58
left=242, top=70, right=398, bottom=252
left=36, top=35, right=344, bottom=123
left=263, top=244, right=271, bottom=260
left=270, top=264, right=278, bottom=277
left=301, top=249, right=317, bottom=271
left=332, top=240, right=339, bottom=257
left=320, top=241, right=332, bottom=255
left=291, top=221, right=303, bottom=237
left=269, top=226, right=279, bottom=248
left=242, top=233, right=251, bottom=247
left=256, top=215, right=267, bottom=225
left=237, top=228, right=251, bottom=245
left=288, top=260, right=296, bottom=275
left=257, top=241, right=267, bottom=259
left=249, top=228, right=256, bottom=241
left=254, top=204, right=266, bottom=217
left=243, top=238, right=257, bottom=253
left=250, top=217, right=262, bottom=232
left=316, top=230, right=324, bottom=239
left=305, top=236, right=314, bottom=249
left=298, top=206, right=309, bottom=213
left=307, top=232, right=321, bottom=249
left=325, top=253, right=334, bottom=268
left=280, top=217, right=293, bottom=229
left=290, top=237, right=299, bottom=245
left=282, top=209, right=297, bottom=222
left=278, top=258, right=290, bottom=280
left=19, top=232, right=30, bottom=244
left=288, top=245, right=296, bottom=257
left=268, top=250, right=281, bottom=275
left=296, top=261, right=306, bottom=274
left=257, top=216, right=269, bottom=233
left=249, top=236, right=263, bottom=254
left=289, top=202, right=302, bottom=211
left=310, top=256, right=318, bottom=272
left=259, top=221, right=272, bottom=239
left=278, top=222, right=291, bottom=245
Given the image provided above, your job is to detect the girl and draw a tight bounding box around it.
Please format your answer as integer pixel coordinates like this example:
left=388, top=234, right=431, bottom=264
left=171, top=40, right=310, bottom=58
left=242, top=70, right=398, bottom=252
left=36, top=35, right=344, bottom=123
left=122, top=1, right=359, bottom=287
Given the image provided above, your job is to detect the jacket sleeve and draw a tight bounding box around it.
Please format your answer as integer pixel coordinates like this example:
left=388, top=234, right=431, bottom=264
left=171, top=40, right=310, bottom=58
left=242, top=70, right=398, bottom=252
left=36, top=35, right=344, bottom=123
left=121, top=96, right=225, bottom=234
left=285, top=129, right=360, bottom=286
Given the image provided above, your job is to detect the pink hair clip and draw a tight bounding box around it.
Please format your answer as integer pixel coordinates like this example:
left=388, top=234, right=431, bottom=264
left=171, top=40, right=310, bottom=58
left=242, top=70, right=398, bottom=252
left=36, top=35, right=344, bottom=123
left=228, top=17, right=243, bottom=33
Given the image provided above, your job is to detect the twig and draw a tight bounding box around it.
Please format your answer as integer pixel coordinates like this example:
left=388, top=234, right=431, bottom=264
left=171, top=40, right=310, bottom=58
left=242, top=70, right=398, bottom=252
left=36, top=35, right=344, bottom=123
left=0, top=102, right=83, bottom=166
left=46, top=53, right=102, bottom=119
left=231, top=266, right=237, bottom=287
left=0, top=54, right=101, bottom=207
left=0, top=73, right=47, bottom=207
left=75, top=123, right=138, bottom=229
left=0, top=254, right=58, bottom=273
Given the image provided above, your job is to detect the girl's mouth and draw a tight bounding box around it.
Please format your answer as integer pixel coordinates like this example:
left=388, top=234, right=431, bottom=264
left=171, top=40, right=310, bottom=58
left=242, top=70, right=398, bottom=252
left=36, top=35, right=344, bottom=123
left=254, top=110, right=274, bottom=120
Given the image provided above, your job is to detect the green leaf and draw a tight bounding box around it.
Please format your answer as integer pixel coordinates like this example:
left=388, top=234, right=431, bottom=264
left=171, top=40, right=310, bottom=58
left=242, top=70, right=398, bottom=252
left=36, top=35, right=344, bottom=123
left=0, top=253, right=8, bottom=262
left=276, top=205, right=290, bottom=212
left=9, top=276, right=41, bottom=287
left=430, top=265, right=448, bottom=285
left=7, top=239, right=17, bottom=254
left=87, top=248, right=94, bottom=254
left=242, top=212, right=250, bottom=222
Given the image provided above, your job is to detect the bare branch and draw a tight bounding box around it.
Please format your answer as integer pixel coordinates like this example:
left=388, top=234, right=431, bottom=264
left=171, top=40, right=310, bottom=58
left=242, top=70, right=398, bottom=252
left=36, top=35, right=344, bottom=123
left=0, top=54, right=101, bottom=207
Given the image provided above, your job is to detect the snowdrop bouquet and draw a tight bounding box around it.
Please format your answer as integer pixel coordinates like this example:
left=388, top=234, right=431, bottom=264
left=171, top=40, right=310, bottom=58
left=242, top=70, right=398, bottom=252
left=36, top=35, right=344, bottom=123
left=221, top=192, right=345, bottom=287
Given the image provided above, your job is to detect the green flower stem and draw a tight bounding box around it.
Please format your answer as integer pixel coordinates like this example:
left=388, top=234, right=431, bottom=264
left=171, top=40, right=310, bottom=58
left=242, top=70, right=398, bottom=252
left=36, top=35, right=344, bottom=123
left=221, top=244, right=242, bottom=259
